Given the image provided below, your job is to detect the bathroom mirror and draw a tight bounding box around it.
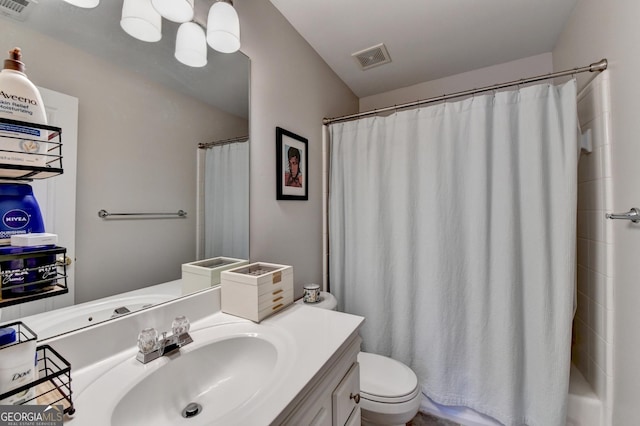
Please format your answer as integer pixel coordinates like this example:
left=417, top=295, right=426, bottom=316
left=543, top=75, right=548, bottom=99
left=0, top=0, right=249, bottom=338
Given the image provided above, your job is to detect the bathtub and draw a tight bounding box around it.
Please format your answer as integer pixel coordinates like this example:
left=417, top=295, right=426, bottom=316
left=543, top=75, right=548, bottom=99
left=22, top=280, right=181, bottom=340
left=420, top=364, right=602, bottom=426
left=566, top=365, right=602, bottom=426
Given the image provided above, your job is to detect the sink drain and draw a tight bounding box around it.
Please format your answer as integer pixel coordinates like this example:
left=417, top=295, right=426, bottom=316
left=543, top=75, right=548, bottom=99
left=182, top=402, right=203, bottom=418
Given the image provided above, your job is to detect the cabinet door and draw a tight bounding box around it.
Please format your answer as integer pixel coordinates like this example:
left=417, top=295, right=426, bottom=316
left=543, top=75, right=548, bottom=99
left=283, top=393, right=332, bottom=426
left=332, top=362, right=360, bottom=425
left=344, top=406, right=361, bottom=426
left=36, top=87, right=78, bottom=312
left=308, top=394, right=332, bottom=426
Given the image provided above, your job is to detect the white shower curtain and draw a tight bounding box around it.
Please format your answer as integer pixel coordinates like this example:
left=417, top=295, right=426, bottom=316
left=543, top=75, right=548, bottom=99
left=204, top=141, right=249, bottom=259
left=329, top=80, right=578, bottom=426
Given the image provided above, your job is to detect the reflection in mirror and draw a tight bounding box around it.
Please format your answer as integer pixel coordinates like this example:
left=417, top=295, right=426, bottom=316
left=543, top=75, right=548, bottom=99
left=197, top=136, right=249, bottom=261
left=0, top=0, right=249, bottom=339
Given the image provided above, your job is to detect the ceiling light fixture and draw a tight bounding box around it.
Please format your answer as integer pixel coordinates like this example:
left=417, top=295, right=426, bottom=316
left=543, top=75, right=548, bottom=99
left=62, top=0, right=99, bottom=8
left=175, top=22, right=208, bottom=67
left=151, top=0, right=194, bottom=23
left=206, top=0, right=241, bottom=54
left=120, top=0, right=162, bottom=43
left=65, top=0, right=241, bottom=66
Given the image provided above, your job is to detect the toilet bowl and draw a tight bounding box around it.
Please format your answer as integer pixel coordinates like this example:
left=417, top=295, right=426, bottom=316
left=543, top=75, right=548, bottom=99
left=296, top=291, right=421, bottom=425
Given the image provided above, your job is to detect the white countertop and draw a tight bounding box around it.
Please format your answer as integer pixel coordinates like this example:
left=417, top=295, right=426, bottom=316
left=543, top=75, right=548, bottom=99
left=64, top=302, right=364, bottom=425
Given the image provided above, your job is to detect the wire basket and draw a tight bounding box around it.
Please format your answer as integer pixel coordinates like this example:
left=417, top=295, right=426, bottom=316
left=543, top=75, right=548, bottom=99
left=0, top=246, right=69, bottom=308
left=0, top=322, right=74, bottom=415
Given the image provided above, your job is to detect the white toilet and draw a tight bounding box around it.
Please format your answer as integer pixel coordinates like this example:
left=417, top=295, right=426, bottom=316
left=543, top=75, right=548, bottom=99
left=296, top=291, right=421, bottom=425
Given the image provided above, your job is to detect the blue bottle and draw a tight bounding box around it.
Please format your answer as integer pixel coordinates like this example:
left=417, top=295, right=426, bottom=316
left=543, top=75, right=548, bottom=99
left=0, top=183, right=49, bottom=296
left=0, top=183, right=45, bottom=244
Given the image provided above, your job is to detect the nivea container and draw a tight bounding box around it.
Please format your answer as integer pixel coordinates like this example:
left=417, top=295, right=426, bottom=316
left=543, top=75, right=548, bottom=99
left=0, top=183, right=45, bottom=244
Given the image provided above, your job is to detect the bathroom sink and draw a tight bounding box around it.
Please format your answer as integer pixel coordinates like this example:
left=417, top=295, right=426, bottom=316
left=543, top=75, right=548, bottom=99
left=72, top=321, right=295, bottom=426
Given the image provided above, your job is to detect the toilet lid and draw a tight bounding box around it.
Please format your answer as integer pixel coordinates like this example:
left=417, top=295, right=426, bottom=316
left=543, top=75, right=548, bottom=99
left=358, top=352, right=418, bottom=402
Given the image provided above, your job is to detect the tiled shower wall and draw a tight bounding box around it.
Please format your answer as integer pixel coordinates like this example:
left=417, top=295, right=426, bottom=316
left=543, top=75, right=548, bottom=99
left=574, top=70, right=613, bottom=423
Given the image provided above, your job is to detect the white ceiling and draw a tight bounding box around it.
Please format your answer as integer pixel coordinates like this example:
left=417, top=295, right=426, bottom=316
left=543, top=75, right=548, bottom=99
left=269, top=0, right=578, bottom=98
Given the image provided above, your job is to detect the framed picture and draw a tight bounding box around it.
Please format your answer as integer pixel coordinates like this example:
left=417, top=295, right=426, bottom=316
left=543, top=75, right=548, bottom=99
left=276, top=127, right=308, bottom=200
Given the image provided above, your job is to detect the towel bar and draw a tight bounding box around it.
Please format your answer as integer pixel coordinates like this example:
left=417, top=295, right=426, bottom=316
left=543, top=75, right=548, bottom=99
left=98, top=209, right=187, bottom=219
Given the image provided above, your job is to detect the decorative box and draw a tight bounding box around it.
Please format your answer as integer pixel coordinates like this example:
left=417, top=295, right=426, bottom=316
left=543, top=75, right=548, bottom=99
left=220, top=262, right=293, bottom=322
left=181, top=257, right=248, bottom=295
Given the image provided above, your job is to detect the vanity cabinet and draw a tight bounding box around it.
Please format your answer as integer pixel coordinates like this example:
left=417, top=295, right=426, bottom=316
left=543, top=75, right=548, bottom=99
left=279, top=334, right=362, bottom=426
left=332, top=362, right=360, bottom=425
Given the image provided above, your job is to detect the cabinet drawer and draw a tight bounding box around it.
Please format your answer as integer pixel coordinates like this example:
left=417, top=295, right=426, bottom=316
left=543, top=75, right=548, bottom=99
left=257, top=275, right=291, bottom=296
left=258, top=292, right=293, bottom=318
left=332, top=362, right=360, bottom=425
left=258, top=286, right=293, bottom=307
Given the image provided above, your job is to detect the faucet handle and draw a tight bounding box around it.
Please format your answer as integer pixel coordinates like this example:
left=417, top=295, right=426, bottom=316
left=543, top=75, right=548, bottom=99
left=172, top=315, right=190, bottom=336
left=137, top=328, right=158, bottom=354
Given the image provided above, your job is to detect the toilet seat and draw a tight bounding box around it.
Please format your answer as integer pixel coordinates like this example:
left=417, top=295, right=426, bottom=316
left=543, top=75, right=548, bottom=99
left=361, top=385, right=421, bottom=404
left=358, top=352, right=419, bottom=403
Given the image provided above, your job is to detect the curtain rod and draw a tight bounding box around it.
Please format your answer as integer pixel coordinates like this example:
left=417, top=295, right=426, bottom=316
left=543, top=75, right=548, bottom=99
left=323, top=58, right=608, bottom=125
left=198, top=135, right=249, bottom=149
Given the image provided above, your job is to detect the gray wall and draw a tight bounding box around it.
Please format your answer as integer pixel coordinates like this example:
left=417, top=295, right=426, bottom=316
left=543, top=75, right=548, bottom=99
left=553, top=0, right=639, bottom=423
left=0, top=1, right=359, bottom=303
left=237, top=0, right=359, bottom=298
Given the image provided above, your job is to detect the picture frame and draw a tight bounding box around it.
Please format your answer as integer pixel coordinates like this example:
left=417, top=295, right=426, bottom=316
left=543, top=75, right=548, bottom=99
left=276, top=127, right=308, bottom=200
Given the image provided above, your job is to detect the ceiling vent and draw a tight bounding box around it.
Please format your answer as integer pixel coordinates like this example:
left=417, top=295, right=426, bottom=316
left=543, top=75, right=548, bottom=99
left=352, top=43, right=391, bottom=71
left=0, top=0, right=37, bottom=22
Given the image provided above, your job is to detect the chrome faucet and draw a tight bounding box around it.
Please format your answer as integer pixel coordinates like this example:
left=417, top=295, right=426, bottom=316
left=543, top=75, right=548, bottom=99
left=136, top=316, right=193, bottom=364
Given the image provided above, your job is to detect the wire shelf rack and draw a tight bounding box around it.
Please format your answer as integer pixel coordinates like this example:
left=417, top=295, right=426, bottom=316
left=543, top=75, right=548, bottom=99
left=0, top=322, right=75, bottom=415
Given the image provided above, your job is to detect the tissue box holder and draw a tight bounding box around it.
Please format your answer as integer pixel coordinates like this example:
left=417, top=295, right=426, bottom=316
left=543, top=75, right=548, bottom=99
left=221, top=262, right=293, bottom=322
left=181, top=257, right=249, bottom=295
